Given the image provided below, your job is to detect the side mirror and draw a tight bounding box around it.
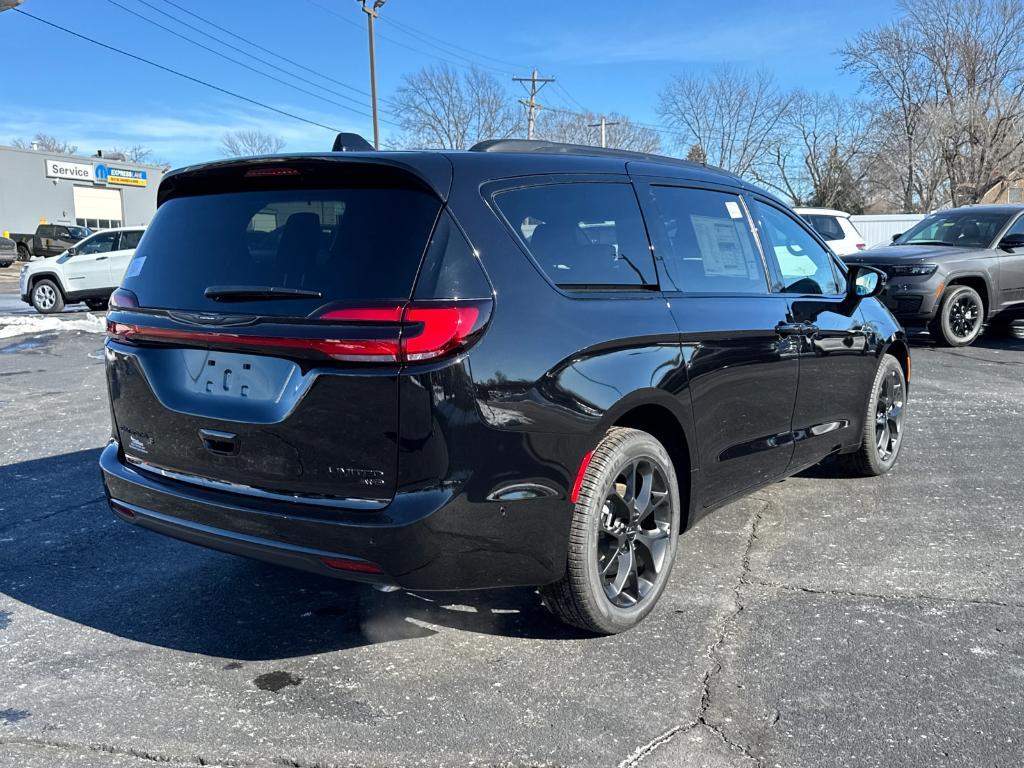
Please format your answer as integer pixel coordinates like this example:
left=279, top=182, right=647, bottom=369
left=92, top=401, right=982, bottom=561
left=67, top=247, right=77, bottom=256
left=847, top=264, right=886, bottom=300
left=998, top=233, right=1024, bottom=251
left=890, top=232, right=902, bottom=243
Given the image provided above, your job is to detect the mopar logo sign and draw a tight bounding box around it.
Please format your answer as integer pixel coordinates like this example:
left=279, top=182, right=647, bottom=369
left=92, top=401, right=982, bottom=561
left=96, top=164, right=148, bottom=187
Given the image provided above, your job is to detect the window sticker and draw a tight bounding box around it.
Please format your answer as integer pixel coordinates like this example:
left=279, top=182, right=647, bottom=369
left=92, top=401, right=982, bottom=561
left=725, top=201, right=743, bottom=219
left=690, top=215, right=755, bottom=277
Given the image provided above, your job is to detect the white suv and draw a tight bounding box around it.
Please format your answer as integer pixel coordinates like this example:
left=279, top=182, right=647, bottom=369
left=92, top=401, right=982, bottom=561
left=794, top=208, right=866, bottom=256
left=19, top=227, right=145, bottom=314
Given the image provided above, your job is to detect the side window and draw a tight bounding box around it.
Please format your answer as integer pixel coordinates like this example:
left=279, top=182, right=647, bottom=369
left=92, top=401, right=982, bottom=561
left=77, top=232, right=117, bottom=255
left=802, top=214, right=846, bottom=241
left=1003, top=214, right=1024, bottom=239
left=38, top=225, right=54, bottom=238
left=646, top=186, right=767, bottom=294
left=120, top=230, right=144, bottom=250
left=493, top=182, right=656, bottom=288
left=753, top=202, right=842, bottom=295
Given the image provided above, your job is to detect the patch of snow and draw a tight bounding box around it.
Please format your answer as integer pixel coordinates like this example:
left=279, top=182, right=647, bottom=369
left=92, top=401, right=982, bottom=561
left=0, top=313, right=106, bottom=339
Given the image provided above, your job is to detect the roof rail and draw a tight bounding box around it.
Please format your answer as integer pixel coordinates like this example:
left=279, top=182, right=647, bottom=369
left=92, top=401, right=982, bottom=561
left=332, top=132, right=375, bottom=152
left=469, top=138, right=715, bottom=171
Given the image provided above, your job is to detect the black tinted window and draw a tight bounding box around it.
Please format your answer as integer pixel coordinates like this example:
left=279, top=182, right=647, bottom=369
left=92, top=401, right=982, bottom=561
left=414, top=211, right=491, bottom=300
left=646, top=186, right=767, bottom=294
left=753, top=202, right=841, bottom=295
left=802, top=214, right=846, bottom=241
left=78, top=232, right=117, bottom=254
left=119, top=230, right=144, bottom=250
left=494, top=182, right=656, bottom=288
left=123, top=188, right=442, bottom=315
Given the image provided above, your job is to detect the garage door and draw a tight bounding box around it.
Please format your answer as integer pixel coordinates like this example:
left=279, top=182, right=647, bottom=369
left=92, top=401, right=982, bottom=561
left=73, top=186, right=123, bottom=230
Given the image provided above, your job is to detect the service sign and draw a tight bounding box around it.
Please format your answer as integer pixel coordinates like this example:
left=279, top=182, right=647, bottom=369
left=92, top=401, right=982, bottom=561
left=44, top=158, right=95, bottom=182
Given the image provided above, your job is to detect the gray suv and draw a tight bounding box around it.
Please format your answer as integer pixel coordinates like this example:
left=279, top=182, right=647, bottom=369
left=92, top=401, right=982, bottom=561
left=844, top=205, right=1024, bottom=346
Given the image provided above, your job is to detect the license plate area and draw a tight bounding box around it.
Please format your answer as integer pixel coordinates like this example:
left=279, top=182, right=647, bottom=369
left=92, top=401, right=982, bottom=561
left=182, top=349, right=298, bottom=403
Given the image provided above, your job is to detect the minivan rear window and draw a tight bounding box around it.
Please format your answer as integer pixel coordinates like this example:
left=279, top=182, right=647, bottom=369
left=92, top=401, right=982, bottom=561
left=122, top=187, right=442, bottom=316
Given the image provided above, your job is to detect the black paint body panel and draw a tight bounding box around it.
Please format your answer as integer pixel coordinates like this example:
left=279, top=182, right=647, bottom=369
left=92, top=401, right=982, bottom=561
left=101, top=149, right=907, bottom=590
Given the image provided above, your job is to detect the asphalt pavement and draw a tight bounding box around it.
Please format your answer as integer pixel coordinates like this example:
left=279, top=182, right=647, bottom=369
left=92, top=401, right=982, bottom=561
left=0, top=285, right=1022, bottom=768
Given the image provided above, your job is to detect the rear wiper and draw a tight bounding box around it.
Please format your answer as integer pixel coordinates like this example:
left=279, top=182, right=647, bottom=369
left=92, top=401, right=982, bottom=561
left=204, top=285, right=323, bottom=301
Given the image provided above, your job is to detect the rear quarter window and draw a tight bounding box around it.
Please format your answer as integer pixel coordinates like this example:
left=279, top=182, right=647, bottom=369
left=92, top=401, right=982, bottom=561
left=492, top=182, right=657, bottom=289
left=802, top=214, right=847, bottom=241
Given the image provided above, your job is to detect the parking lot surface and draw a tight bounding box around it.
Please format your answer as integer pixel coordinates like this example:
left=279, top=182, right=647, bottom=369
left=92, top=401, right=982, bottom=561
left=1, top=293, right=1022, bottom=767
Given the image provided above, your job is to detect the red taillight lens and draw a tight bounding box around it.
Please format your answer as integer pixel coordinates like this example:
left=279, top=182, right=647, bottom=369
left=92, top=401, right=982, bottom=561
left=109, top=288, right=139, bottom=309
left=320, top=556, right=384, bottom=574
left=107, top=299, right=492, bottom=364
left=856, top=243, right=866, bottom=250
left=402, top=304, right=482, bottom=361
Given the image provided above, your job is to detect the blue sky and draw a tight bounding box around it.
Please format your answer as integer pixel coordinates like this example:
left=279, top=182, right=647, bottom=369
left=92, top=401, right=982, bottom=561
left=2, top=0, right=899, bottom=167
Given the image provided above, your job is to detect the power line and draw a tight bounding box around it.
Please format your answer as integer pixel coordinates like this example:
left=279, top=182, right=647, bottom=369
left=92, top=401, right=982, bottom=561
left=104, top=0, right=399, bottom=125
left=379, top=14, right=528, bottom=72
left=11, top=8, right=342, bottom=133
left=148, top=0, right=390, bottom=106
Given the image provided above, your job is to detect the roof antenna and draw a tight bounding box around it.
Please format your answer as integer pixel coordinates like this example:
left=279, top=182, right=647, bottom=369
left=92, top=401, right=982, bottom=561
left=332, top=133, right=375, bottom=152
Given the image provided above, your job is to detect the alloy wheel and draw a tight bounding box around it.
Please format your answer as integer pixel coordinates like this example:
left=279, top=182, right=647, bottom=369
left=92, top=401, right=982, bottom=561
left=34, top=284, right=57, bottom=311
left=596, top=457, right=672, bottom=608
left=875, top=367, right=905, bottom=462
left=948, top=294, right=980, bottom=340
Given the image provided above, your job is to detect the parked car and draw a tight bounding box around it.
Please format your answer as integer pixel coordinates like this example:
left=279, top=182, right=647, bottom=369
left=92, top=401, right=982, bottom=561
left=100, top=138, right=907, bottom=634
left=843, top=204, right=1024, bottom=346
left=10, top=223, right=92, bottom=262
left=0, top=236, right=17, bottom=268
left=795, top=207, right=867, bottom=256
left=19, top=226, right=145, bottom=314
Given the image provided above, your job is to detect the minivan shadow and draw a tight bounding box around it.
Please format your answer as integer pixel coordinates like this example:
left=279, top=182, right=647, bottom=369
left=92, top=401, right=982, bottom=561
left=0, top=449, right=583, bottom=661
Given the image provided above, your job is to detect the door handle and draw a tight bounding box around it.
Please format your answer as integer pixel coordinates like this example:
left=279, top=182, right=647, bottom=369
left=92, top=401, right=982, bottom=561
left=775, top=322, right=818, bottom=338
left=95, top=256, right=108, bottom=261
left=199, top=428, right=239, bottom=456
left=775, top=322, right=806, bottom=337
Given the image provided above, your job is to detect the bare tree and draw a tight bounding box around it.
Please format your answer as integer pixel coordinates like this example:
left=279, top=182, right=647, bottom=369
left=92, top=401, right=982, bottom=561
left=12, top=133, right=78, bottom=154
left=533, top=109, right=661, bottom=153
left=220, top=130, right=286, bottom=157
left=843, top=0, right=1024, bottom=209
left=390, top=64, right=519, bottom=149
left=909, top=0, right=1024, bottom=205
left=762, top=91, right=873, bottom=211
left=108, top=144, right=154, bottom=163
left=657, top=66, right=789, bottom=177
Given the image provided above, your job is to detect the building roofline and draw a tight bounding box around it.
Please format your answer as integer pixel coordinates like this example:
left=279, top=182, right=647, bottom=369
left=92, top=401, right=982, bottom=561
left=0, top=143, right=167, bottom=170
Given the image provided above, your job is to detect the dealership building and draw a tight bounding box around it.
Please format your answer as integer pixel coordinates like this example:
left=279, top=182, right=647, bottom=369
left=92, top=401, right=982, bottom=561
left=0, top=144, right=167, bottom=238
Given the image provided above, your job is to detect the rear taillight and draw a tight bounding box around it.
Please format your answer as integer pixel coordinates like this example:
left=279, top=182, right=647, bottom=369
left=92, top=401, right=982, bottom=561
left=109, top=288, right=139, bottom=309
left=106, top=299, right=492, bottom=364
left=856, top=243, right=866, bottom=250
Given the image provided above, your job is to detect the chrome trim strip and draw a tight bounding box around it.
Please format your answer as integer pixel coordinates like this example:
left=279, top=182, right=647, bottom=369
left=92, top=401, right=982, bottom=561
left=124, top=455, right=388, bottom=511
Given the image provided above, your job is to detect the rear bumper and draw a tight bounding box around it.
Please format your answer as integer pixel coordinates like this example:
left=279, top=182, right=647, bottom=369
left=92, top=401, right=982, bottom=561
left=100, top=441, right=568, bottom=590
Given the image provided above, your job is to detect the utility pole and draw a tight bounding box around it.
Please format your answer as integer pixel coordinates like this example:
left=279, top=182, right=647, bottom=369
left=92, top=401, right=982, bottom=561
left=357, top=0, right=386, bottom=149
left=587, top=116, right=620, bottom=148
left=513, top=69, right=555, bottom=140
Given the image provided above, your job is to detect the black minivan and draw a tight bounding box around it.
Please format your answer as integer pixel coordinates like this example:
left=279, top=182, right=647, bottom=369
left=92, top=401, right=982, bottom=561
left=101, top=138, right=907, bottom=633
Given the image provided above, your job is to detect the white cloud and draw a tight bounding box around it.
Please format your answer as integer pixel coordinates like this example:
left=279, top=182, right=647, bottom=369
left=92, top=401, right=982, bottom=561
left=0, top=102, right=370, bottom=168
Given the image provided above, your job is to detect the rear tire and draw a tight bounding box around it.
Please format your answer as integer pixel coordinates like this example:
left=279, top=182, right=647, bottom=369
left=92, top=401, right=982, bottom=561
left=31, top=279, right=64, bottom=314
left=839, top=353, right=906, bottom=477
left=929, top=285, right=984, bottom=347
left=541, top=427, right=681, bottom=634
left=17, top=244, right=30, bottom=263
left=85, top=298, right=109, bottom=311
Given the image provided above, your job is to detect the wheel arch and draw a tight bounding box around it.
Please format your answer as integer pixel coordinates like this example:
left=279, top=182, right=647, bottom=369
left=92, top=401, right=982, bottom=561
left=27, top=272, right=67, bottom=298
left=881, top=338, right=911, bottom=390
left=600, top=392, right=696, bottom=527
left=943, top=273, right=990, bottom=317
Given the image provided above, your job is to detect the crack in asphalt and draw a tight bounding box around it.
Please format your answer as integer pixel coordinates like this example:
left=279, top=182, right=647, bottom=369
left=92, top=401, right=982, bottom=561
left=740, top=577, right=1024, bottom=609
left=0, top=737, right=566, bottom=768
left=0, top=495, right=107, bottom=535
left=620, top=499, right=770, bottom=768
